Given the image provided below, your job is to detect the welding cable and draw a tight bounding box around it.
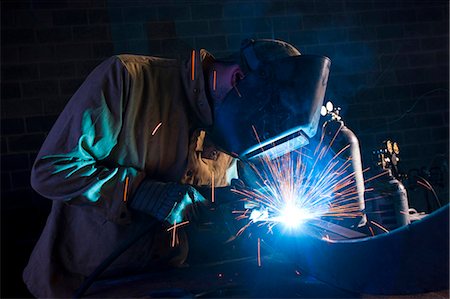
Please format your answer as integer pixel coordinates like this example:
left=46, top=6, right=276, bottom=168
left=73, top=218, right=157, bottom=299
left=359, top=88, right=448, bottom=134
left=416, top=176, right=442, bottom=209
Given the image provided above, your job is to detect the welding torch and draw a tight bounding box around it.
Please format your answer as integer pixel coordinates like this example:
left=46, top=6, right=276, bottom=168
left=191, top=179, right=248, bottom=231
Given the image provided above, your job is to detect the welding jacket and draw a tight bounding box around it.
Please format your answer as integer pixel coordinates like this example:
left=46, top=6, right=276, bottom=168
left=23, top=52, right=235, bottom=298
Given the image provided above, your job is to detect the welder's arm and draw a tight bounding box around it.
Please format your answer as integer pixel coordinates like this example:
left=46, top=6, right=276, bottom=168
left=31, top=56, right=146, bottom=223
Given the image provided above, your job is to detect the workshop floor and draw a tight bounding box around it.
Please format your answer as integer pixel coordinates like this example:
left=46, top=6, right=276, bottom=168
left=86, top=256, right=448, bottom=298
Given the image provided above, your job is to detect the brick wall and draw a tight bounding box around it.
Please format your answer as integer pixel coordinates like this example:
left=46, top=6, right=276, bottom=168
left=1, top=0, right=448, bottom=296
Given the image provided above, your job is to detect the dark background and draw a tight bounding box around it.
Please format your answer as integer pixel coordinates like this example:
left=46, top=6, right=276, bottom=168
left=1, top=0, right=448, bottom=297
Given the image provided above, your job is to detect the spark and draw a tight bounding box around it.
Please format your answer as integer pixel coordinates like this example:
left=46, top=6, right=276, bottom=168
left=213, top=70, right=217, bottom=91
left=233, top=84, right=242, bottom=97
left=211, top=171, right=215, bottom=203
left=236, top=221, right=252, bottom=237
left=151, top=122, right=162, bottom=136
left=257, top=237, right=261, bottom=267
left=123, top=176, right=129, bottom=202
left=191, top=50, right=195, bottom=81
left=166, top=220, right=190, bottom=232
left=171, top=220, right=177, bottom=247
left=364, top=170, right=389, bottom=183
left=234, top=125, right=366, bottom=235
left=167, top=220, right=190, bottom=248
left=370, top=220, right=389, bottom=233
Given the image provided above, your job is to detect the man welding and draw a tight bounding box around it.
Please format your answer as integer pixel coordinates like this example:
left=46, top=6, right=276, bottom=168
left=23, top=39, right=330, bottom=298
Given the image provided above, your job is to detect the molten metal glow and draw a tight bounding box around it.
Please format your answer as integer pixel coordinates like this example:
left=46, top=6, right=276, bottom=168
left=277, top=204, right=311, bottom=229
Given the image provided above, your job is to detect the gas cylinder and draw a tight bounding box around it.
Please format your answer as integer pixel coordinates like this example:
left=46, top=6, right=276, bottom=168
left=320, top=101, right=367, bottom=228
left=370, top=140, right=410, bottom=231
left=387, top=170, right=410, bottom=227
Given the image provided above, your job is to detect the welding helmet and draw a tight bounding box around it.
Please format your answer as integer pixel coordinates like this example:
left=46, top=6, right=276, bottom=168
left=208, top=39, right=331, bottom=160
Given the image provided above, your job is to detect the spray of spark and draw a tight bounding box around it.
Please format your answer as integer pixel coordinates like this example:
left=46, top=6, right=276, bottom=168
left=234, top=127, right=366, bottom=234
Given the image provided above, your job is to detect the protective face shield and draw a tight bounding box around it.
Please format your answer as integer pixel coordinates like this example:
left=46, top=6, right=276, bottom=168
left=208, top=40, right=331, bottom=160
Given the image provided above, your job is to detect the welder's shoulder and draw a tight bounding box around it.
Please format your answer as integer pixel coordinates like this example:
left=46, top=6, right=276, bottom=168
left=115, top=54, right=178, bottom=74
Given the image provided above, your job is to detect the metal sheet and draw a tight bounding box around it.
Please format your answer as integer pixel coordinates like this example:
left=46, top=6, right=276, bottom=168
left=276, top=204, right=449, bottom=295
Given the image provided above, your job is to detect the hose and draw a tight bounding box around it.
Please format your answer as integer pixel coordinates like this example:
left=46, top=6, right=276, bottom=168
left=73, top=219, right=157, bottom=298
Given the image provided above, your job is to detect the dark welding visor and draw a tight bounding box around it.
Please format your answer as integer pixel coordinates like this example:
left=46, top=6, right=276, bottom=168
left=208, top=54, right=331, bottom=160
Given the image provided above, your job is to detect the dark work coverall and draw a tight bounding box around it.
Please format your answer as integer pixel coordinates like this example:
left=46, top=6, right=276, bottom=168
left=23, top=52, right=235, bottom=298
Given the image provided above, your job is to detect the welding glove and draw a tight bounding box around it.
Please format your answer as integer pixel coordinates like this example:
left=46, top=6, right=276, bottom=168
left=129, top=179, right=206, bottom=225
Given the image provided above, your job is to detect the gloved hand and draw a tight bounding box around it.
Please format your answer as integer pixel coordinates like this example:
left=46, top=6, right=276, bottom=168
left=129, top=180, right=206, bottom=225
left=165, top=186, right=206, bottom=224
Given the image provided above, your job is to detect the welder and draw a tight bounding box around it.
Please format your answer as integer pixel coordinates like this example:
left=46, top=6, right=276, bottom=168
left=23, top=39, right=330, bottom=298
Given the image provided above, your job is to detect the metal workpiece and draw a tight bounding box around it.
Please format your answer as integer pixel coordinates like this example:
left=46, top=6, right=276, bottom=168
left=275, top=205, right=449, bottom=295
left=83, top=207, right=449, bottom=298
